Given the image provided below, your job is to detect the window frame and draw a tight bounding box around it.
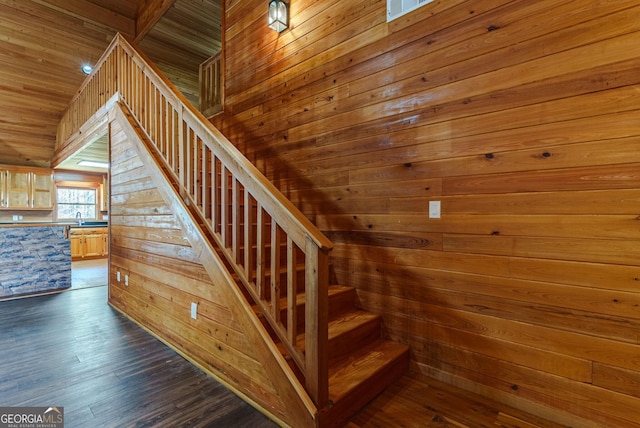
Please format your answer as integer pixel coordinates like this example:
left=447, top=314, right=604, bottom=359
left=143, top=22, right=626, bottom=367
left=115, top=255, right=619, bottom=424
left=55, top=181, right=101, bottom=222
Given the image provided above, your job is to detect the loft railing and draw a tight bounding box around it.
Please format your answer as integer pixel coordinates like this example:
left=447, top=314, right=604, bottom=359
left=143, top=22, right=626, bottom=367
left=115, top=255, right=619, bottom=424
left=56, top=34, right=332, bottom=407
left=199, top=53, right=223, bottom=117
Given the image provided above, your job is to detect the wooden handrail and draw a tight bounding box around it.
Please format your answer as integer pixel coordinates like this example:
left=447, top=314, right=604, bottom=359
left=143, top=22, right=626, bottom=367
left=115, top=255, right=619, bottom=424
left=56, top=33, right=332, bottom=407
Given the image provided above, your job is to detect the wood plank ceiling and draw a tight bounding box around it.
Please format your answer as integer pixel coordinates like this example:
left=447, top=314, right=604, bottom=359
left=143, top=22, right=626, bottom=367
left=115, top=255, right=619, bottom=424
left=0, top=0, right=221, bottom=171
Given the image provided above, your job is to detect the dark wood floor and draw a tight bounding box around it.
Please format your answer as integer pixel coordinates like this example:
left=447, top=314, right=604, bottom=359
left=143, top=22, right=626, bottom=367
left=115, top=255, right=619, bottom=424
left=349, top=375, right=568, bottom=428
left=0, top=285, right=277, bottom=428
left=1, top=283, right=567, bottom=428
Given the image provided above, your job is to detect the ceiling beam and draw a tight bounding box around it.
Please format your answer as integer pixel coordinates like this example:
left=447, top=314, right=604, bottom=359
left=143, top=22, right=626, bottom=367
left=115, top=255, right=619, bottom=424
left=135, top=0, right=177, bottom=43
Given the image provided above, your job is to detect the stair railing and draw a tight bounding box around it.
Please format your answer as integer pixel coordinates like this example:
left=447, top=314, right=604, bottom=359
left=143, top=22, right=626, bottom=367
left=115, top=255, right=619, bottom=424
left=199, top=53, right=223, bottom=117
left=56, top=33, right=332, bottom=408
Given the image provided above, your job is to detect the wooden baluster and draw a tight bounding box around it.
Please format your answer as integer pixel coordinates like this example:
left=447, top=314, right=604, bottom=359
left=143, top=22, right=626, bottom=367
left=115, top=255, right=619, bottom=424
left=232, top=177, right=239, bottom=263
left=202, top=145, right=211, bottom=221
left=195, top=136, right=202, bottom=208
left=305, top=239, right=329, bottom=408
left=158, top=95, right=165, bottom=158
left=220, top=164, right=228, bottom=248
left=178, top=115, right=185, bottom=186
left=287, top=237, right=297, bottom=345
left=125, top=49, right=130, bottom=103
left=153, top=89, right=158, bottom=153
left=185, top=125, right=192, bottom=197
left=138, top=67, right=143, bottom=121
left=256, top=204, right=266, bottom=299
left=173, top=107, right=180, bottom=176
left=189, top=128, right=195, bottom=200
left=271, top=223, right=281, bottom=321
left=244, top=192, right=255, bottom=283
left=211, top=156, right=219, bottom=233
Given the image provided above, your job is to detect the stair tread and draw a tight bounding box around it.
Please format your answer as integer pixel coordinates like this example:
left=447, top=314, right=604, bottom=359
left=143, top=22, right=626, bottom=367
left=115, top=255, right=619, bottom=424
left=253, top=284, right=352, bottom=311
left=294, top=310, right=380, bottom=350
left=286, top=284, right=354, bottom=308
left=328, top=339, right=409, bottom=402
left=327, top=310, right=379, bottom=340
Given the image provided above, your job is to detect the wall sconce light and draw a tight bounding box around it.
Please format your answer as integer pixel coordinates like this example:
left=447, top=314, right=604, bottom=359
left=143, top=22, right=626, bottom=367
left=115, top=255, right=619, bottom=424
left=268, top=0, right=288, bottom=33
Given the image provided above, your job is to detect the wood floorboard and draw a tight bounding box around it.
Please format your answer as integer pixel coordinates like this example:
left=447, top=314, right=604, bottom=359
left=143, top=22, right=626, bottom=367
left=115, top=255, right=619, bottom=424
left=350, top=375, right=568, bottom=428
left=0, top=286, right=278, bottom=428
left=0, top=284, right=569, bottom=427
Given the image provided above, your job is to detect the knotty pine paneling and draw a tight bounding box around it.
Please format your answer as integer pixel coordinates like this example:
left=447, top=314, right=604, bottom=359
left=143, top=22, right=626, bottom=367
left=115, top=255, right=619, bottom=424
left=106, top=116, right=312, bottom=427
left=215, top=0, right=640, bottom=425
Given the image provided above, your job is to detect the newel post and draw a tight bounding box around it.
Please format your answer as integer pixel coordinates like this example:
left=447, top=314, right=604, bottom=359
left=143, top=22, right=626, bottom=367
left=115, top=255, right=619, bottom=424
left=304, top=236, right=330, bottom=408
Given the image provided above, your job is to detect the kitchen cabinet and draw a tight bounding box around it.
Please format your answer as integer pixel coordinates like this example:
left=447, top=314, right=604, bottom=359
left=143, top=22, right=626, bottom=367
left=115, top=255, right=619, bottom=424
left=7, top=170, right=30, bottom=209
left=70, top=227, right=108, bottom=260
left=0, top=169, right=6, bottom=208
left=31, top=170, right=54, bottom=209
left=0, top=165, right=53, bottom=210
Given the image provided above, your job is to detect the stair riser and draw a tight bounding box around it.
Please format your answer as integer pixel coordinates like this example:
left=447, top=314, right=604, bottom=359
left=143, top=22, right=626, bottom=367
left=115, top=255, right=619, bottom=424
left=328, top=318, right=381, bottom=361
left=279, top=287, right=357, bottom=332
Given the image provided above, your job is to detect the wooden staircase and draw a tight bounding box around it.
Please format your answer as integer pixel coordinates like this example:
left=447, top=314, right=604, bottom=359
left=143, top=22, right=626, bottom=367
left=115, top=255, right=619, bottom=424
left=55, top=33, right=409, bottom=428
left=203, top=181, right=410, bottom=427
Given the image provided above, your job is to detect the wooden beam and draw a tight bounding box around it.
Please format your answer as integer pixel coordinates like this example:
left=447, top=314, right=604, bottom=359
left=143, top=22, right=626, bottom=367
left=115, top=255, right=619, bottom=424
left=135, top=0, right=176, bottom=43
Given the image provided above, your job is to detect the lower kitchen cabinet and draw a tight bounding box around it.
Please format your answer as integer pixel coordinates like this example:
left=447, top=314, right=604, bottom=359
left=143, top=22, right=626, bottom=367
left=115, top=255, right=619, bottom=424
left=70, top=227, right=108, bottom=260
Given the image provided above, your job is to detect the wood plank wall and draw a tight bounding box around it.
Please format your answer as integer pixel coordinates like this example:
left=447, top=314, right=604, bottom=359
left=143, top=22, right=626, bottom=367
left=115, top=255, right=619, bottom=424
left=106, top=117, right=312, bottom=428
left=214, top=0, right=640, bottom=426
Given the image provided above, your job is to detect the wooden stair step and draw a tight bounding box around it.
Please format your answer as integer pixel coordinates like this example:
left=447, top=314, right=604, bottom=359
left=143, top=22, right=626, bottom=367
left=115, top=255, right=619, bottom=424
left=327, top=311, right=381, bottom=360
left=296, top=310, right=382, bottom=360
left=254, top=285, right=357, bottom=338
left=278, top=284, right=356, bottom=328
left=323, top=340, right=410, bottom=428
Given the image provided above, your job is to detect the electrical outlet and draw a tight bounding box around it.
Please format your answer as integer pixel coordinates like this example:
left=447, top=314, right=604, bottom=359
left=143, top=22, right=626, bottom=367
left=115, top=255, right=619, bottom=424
left=429, top=200, right=441, bottom=219
left=190, top=302, right=198, bottom=320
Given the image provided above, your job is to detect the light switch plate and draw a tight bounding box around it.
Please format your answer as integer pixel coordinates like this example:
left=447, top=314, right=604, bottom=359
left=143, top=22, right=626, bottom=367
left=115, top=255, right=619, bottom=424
left=191, top=302, right=198, bottom=320
left=429, top=200, right=441, bottom=219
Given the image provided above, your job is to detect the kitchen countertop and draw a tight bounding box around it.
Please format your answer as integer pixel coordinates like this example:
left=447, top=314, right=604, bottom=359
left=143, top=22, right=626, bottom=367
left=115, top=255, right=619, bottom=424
left=0, top=222, right=108, bottom=228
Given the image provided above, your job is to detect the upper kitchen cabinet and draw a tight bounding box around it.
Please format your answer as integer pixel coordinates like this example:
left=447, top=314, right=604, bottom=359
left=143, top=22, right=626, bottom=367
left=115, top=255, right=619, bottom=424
left=31, top=170, right=54, bottom=209
left=0, top=168, right=5, bottom=208
left=0, top=165, right=54, bottom=210
left=6, top=170, right=31, bottom=209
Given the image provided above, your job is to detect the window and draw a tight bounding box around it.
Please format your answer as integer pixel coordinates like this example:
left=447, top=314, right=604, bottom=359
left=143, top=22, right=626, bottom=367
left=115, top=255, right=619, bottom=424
left=56, top=186, right=98, bottom=220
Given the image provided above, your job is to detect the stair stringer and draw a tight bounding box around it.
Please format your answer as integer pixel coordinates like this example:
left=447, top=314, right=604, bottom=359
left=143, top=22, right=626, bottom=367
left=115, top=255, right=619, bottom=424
left=108, top=102, right=318, bottom=428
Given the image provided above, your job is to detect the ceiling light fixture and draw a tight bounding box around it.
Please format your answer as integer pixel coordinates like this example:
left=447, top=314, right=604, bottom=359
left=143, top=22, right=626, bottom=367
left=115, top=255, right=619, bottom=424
left=81, top=64, right=93, bottom=75
left=268, top=0, right=288, bottom=33
left=78, top=160, right=108, bottom=169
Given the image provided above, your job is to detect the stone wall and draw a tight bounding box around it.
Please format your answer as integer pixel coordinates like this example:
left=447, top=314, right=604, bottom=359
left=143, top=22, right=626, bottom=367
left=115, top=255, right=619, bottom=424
left=0, top=225, right=71, bottom=297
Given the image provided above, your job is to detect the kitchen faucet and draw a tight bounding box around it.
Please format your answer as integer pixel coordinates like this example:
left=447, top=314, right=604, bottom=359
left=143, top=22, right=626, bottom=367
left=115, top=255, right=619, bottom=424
left=76, top=211, right=84, bottom=225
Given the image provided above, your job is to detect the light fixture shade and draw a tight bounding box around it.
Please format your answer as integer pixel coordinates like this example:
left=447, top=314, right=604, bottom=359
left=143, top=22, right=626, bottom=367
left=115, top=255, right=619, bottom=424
left=268, top=0, right=288, bottom=33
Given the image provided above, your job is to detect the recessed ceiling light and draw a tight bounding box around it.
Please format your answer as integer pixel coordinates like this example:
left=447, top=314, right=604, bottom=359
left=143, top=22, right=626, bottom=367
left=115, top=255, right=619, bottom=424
left=81, top=64, right=93, bottom=75
left=78, top=160, right=108, bottom=168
